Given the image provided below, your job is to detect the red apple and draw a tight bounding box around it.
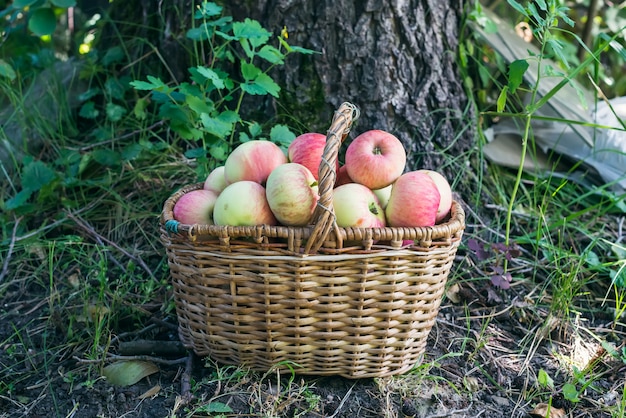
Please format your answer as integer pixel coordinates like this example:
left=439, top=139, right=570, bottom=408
left=344, top=130, right=406, bottom=190
left=335, top=165, right=353, bottom=187
left=213, top=181, right=277, bottom=226
left=173, top=189, right=219, bottom=225
left=203, top=165, right=228, bottom=194
left=266, top=163, right=319, bottom=226
left=333, top=183, right=386, bottom=228
left=224, top=140, right=287, bottom=185
left=385, top=171, right=440, bottom=227
left=288, top=133, right=338, bottom=181
left=417, top=169, right=452, bottom=223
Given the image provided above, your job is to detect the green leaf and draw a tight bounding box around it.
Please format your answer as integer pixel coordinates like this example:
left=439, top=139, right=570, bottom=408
left=102, top=361, right=159, bottom=387
left=0, top=59, right=16, bottom=81
left=537, top=369, right=554, bottom=389
left=102, top=46, right=125, bottom=66
left=105, top=77, right=125, bottom=100
left=194, top=66, right=225, bottom=89
left=218, top=110, right=240, bottom=124
left=496, top=86, right=508, bottom=113
left=240, top=62, right=261, bottom=82
left=78, top=88, right=101, bottom=102
left=50, top=0, right=77, bottom=7
left=197, top=402, right=233, bottom=414
left=186, top=27, right=208, bottom=41
left=91, top=149, right=122, bottom=167
left=200, top=113, right=233, bottom=138
left=232, top=18, right=270, bottom=48
left=22, top=160, right=56, bottom=191
left=5, top=189, right=34, bottom=210
left=184, top=147, right=207, bottom=159
left=506, top=0, right=528, bottom=18
left=13, top=0, right=38, bottom=7
left=194, top=2, right=222, bottom=19
left=185, top=95, right=213, bottom=115
left=283, top=44, right=318, bottom=55
left=547, top=38, right=570, bottom=68
left=243, top=72, right=280, bottom=97
left=209, top=142, right=229, bottom=161
left=562, top=383, right=580, bottom=402
left=535, top=0, right=547, bottom=11
left=106, top=103, right=126, bottom=122
left=508, top=59, right=529, bottom=93
left=133, top=98, right=149, bottom=120
left=28, top=7, right=57, bottom=37
left=269, top=124, right=296, bottom=147
left=258, top=45, right=285, bottom=64
left=130, top=75, right=170, bottom=92
left=610, top=268, right=626, bottom=288
left=79, top=101, right=99, bottom=119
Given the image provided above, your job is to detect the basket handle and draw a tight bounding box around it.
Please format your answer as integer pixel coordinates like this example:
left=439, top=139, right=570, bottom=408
left=304, top=102, right=360, bottom=254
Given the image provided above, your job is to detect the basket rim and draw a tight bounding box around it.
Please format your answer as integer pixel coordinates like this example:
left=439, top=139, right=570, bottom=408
left=161, top=182, right=465, bottom=249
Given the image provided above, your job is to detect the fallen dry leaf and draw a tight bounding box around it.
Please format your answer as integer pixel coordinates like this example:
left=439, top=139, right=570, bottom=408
left=529, top=403, right=566, bottom=418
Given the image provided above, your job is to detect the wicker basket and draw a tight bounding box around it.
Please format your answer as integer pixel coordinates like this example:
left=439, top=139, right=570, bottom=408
left=160, top=102, right=465, bottom=378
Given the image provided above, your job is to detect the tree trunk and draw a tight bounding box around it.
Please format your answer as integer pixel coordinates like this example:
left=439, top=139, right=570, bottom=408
left=226, top=0, right=475, bottom=180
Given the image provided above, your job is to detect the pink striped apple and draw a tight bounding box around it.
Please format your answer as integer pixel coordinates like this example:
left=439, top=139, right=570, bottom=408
left=417, top=169, right=452, bottom=223
left=265, top=163, right=319, bottom=226
left=224, top=140, right=287, bottom=185
left=345, top=130, right=406, bottom=190
left=385, top=171, right=440, bottom=227
left=288, top=132, right=338, bottom=181
left=173, top=189, right=219, bottom=225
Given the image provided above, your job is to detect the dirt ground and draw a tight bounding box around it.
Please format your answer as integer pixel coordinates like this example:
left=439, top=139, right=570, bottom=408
left=1, top=255, right=625, bottom=418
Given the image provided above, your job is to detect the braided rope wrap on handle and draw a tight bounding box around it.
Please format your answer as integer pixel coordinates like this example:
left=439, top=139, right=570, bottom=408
left=304, top=102, right=360, bottom=254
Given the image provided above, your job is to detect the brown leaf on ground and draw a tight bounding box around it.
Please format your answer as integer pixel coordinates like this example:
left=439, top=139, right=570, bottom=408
left=529, top=403, right=566, bottom=418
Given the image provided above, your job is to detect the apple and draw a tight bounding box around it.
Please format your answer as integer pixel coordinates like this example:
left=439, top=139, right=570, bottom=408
left=173, top=189, right=219, bottom=225
left=333, top=183, right=386, bottom=228
left=335, top=165, right=353, bottom=187
left=385, top=171, right=440, bottom=227
left=288, top=132, right=338, bottom=181
left=266, top=163, right=319, bottom=226
left=345, top=130, right=406, bottom=190
left=224, top=140, right=288, bottom=185
left=203, top=165, right=228, bottom=193
left=417, top=169, right=452, bottom=223
left=373, top=184, right=392, bottom=209
left=213, top=181, right=277, bottom=226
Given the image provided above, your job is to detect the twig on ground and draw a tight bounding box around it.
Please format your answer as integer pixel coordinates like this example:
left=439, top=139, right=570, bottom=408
left=118, top=340, right=186, bottom=357
left=110, top=323, right=158, bottom=345
left=0, top=216, right=21, bottom=284
left=180, top=352, right=194, bottom=405
left=73, top=354, right=188, bottom=366
left=66, top=210, right=156, bottom=280
left=425, top=403, right=476, bottom=418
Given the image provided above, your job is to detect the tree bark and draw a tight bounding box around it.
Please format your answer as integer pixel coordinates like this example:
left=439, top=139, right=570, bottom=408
left=226, top=0, right=475, bottom=179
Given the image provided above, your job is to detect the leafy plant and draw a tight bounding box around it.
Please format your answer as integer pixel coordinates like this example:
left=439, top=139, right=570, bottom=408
left=130, top=1, right=316, bottom=179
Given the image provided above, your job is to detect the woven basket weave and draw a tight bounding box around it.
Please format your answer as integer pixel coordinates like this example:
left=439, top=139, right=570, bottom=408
left=160, top=102, right=465, bottom=378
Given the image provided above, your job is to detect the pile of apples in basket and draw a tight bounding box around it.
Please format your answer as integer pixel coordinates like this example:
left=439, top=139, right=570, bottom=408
left=173, top=130, right=452, bottom=230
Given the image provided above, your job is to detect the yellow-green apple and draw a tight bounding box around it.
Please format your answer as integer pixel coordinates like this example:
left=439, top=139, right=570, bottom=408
left=385, top=171, right=440, bottom=227
left=224, top=140, right=287, bottom=185
left=345, top=130, right=406, bottom=189
left=333, top=183, right=386, bottom=228
left=417, top=169, right=452, bottom=223
left=288, top=133, right=338, bottom=181
left=173, top=189, right=219, bottom=225
left=265, top=163, right=319, bottom=226
left=335, top=165, right=353, bottom=187
left=203, top=165, right=228, bottom=194
left=373, top=184, right=392, bottom=209
left=213, top=181, right=277, bottom=226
